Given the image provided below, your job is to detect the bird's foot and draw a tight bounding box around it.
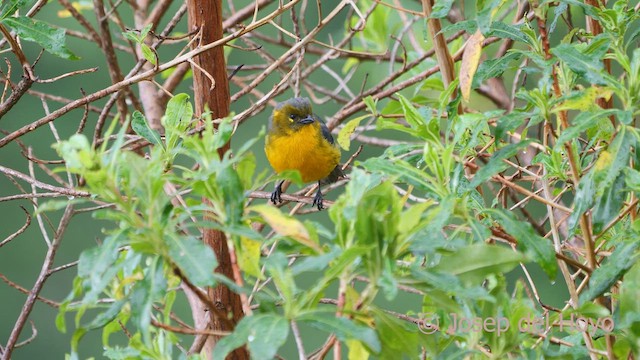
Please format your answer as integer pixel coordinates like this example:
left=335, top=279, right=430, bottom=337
left=312, top=188, right=324, bottom=210
left=271, top=180, right=284, bottom=204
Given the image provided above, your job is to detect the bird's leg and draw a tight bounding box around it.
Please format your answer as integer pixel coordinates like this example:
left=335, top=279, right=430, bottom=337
left=312, top=181, right=324, bottom=210
left=271, top=180, right=285, bottom=204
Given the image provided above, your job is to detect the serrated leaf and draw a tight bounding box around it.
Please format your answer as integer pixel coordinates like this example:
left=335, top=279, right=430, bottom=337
left=430, top=0, right=454, bottom=19
left=567, top=170, right=596, bottom=234
left=3, top=16, right=79, bottom=59
left=167, top=235, right=217, bottom=286
left=592, top=172, right=625, bottom=234
left=487, top=22, right=529, bottom=45
left=432, top=243, right=526, bottom=284
left=473, top=52, right=522, bottom=89
left=131, top=111, right=162, bottom=146
left=489, top=209, right=557, bottom=279
left=0, top=0, right=31, bottom=19
left=553, top=87, right=613, bottom=113
left=361, top=157, right=443, bottom=199
left=580, top=240, right=639, bottom=302
left=84, top=300, right=125, bottom=330
left=469, top=140, right=531, bottom=188
left=554, top=110, right=616, bottom=150
left=551, top=43, right=611, bottom=85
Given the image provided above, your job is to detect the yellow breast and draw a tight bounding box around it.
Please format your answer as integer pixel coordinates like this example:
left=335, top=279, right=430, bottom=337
left=265, top=124, right=340, bottom=183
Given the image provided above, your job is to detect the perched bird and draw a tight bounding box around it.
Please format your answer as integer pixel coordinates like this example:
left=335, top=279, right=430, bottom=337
left=265, top=97, right=343, bottom=210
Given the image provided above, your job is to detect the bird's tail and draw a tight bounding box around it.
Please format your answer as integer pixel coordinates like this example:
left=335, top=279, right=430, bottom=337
left=321, top=165, right=345, bottom=185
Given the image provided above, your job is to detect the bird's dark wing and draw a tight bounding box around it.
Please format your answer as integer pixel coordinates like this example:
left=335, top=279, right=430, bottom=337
left=321, top=164, right=345, bottom=185
left=314, top=114, right=334, bottom=144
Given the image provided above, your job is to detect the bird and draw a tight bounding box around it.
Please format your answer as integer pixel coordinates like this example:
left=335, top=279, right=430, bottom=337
left=265, top=97, right=344, bottom=210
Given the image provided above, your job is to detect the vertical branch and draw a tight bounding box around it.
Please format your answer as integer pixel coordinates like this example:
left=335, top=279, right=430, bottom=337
left=93, top=0, right=129, bottom=120
left=186, top=0, right=248, bottom=358
left=422, top=0, right=457, bottom=101
left=133, top=0, right=166, bottom=128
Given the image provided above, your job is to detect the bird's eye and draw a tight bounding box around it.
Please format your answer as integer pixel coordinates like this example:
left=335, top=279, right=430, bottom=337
left=289, top=114, right=296, bottom=122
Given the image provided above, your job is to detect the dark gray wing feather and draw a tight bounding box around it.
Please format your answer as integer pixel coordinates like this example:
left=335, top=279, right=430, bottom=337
left=314, top=114, right=334, bottom=144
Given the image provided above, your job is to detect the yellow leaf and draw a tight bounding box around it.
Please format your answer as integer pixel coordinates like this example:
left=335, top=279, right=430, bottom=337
left=250, top=205, right=322, bottom=252
left=595, top=151, right=611, bottom=171
left=57, top=2, right=92, bottom=17
left=337, top=115, right=368, bottom=151
left=459, top=30, right=485, bottom=103
left=553, top=87, right=613, bottom=113
left=237, top=237, right=263, bottom=279
left=347, top=339, right=370, bottom=360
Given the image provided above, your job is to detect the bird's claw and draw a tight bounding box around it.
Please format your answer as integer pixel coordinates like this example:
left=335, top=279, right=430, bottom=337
left=270, top=188, right=282, bottom=204
left=312, top=190, right=324, bottom=210
left=271, top=181, right=284, bottom=204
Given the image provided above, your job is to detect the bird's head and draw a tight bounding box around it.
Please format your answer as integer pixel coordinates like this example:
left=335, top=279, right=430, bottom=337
left=270, top=97, right=315, bottom=133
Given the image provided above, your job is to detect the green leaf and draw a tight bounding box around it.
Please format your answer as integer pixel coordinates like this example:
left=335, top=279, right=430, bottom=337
left=130, top=257, right=166, bottom=342
left=373, top=310, right=421, bottom=359
left=618, top=261, right=640, bottom=330
left=580, top=240, right=639, bottom=303
left=0, top=0, right=31, bottom=19
left=430, top=0, right=454, bottom=19
left=567, top=170, right=595, bottom=234
left=489, top=209, right=557, bottom=279
left=469, top=140, right=531, bottom=188
left=141, top=44, right=157, bottom=66
left=162, top=93, right=192, bottom=130
left=432, top=244, right=526, bottom=284
left=472, top=52, right=521, bottom=88
left=291, top=248, right=340, bottom=275
left=494, top=110, right=530, bottom=142
left=592, top=172, right=625, bottom=234
left=211, top=116, right=234, bottom=150
left=441, top=20, right=477, bottom=35
left=476, top=0, right=501, bottom=34
left=338, top=115, right=368, bottom=151
left=363, top=95, right=377, bottom=114
left=549, top=2, right=568, bottom=33
left=398, top=94, right=439, bottom=143
left=298, top=312, right=381, bottom=353
left=551, top=43, right=612, bottom=85
left=167, top=235, right=217, bottom=286
left=3, top=16, right=79, bottom=59
left=486, top=22, right=530, bottom=45
left=236, top=152, right=256, bottom=190
left=554, top=111, right=616, bottom=149
left=131, top=111, right=162, bottom=146
left=78, top=234, right=122, bottom=303
left=84, top=300, right=125, bottom=330
left=216, top=164, right=244, bottom=225
left=213, top=314, right=289, bottom=360
left=361, top=157, right=444, bottom=199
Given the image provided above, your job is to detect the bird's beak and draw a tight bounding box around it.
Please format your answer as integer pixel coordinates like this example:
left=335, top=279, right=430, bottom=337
left=298, top=115, right=314, bottom=124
